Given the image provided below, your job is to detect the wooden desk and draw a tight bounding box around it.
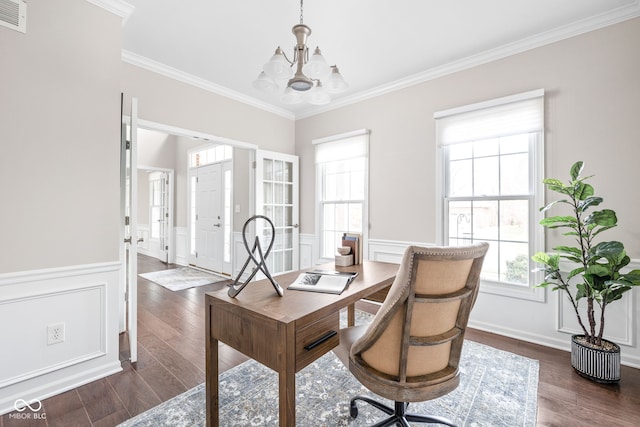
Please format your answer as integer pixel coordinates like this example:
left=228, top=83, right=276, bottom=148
left=205, top=261, right=397, bottom=427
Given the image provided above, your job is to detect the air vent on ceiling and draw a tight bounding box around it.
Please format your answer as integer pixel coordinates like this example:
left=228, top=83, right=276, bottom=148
left=0, top=0, right=26, bottom=33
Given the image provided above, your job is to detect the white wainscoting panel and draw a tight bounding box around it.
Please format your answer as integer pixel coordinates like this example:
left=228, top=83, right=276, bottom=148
left=0, top=262, right=122, bottom=415
left=557, top=259, right=638, bottom=347
left=299, top=234, right=315, bottom=269
left=174, top=226, right=188, bottom=266
left=136, top=224, right=151, bottom=257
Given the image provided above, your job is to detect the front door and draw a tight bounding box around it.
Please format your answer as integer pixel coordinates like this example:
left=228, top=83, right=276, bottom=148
left=194, top=163, right=224, bottom=273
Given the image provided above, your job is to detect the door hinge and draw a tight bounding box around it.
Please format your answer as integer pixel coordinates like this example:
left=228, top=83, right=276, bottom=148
left=252, top=161, right=256, bottom=169
left=126, top=140, right=131, bottom=150
left=125, top=216, right=130, bottom=226
left=195, top=252, right=198, bottom=258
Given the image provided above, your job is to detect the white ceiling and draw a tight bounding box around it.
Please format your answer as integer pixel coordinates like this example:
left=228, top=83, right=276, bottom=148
left=121, top=0, right=640, bottom=119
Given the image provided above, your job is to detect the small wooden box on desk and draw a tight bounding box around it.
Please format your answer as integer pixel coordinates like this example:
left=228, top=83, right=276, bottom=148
left=205, top=261, right=397, bottom=427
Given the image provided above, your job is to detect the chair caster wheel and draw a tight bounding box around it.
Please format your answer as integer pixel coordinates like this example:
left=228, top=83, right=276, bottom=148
left=349, top=401, right=359, bottom=418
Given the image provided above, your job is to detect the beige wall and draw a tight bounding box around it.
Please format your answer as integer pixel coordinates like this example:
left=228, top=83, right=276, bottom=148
left=0, top=0, right=294, bottom=275
left=120, top=63, right=295, bottom=155
left=0, top=0, right=123, bottom=273
left=295, top=18, right=640, bottom=258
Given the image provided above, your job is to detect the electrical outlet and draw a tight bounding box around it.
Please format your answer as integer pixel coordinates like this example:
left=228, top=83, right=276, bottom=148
left=47, top=322, right=65, bottom=345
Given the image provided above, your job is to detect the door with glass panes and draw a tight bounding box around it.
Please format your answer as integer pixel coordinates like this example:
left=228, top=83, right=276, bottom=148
left=255, top=150, right=299, bottom=275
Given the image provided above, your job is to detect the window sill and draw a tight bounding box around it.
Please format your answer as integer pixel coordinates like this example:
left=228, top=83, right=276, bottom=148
left=479, top=279, right=546, bottom=302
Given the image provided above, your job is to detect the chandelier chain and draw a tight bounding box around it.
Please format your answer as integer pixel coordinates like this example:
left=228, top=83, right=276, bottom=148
left=299, top=0, right=304, bottom=24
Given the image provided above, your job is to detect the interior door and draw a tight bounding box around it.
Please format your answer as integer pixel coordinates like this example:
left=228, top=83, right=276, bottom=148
left=120, top=97, right=138, bottom=363
left=194, top=163, right=224, bottom=273
left=256, top=150, right=299, bottom=275
left=149, top=171, right=169, bottom=263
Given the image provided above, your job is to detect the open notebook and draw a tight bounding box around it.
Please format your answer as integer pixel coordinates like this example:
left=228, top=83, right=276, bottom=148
left=288, top=270, right=358, bottom=294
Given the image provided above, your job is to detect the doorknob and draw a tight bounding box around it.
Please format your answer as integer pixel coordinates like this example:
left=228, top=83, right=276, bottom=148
left=213, top=223, right=221, bottom=228
left=137, top=237, right=144, bottom=243
left=293, top=224, right=299, bottom=228
left=124, top=237, right=132, bottom=244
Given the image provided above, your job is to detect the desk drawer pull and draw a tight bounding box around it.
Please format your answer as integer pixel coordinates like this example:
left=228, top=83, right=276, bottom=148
left=304, top=330, right=337, bottom=351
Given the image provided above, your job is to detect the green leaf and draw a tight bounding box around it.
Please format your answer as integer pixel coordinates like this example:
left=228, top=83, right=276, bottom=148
left=543, top=178, right=573, bottom=195
left=570, top=161, right=584, bottom=180
left=586, top=264, right=610, bottom=277
left=553, top=246, right=582, bottom=256
left=543, top=178, right=564, bottom=187
left=535, top=281, right=554, bottom=288
left=532, top=252, right=560, bottom=269
left=592, top=225, right=616, bottom=238
left=540, top=216, right=577, bottom=227
left=567, top=267, right=585, bottom=280
left=577, top=196, right=603, bottom=212
left=558, top=254, right=582, bottom=264
left=592, top=241, right=624, bottom=259
left=574, top=182, right=594, bottom=201
left=539, top=199, right=569, bottom=214
left=585, top=210, right=617, bottom=227
left=575, top=283, right=589, bottom=299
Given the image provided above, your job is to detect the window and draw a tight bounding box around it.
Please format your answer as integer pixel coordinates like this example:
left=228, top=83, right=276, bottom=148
left=189, top=144, right=232, bottom=167
left=315, top=130, right=369, bottom=260
left=435, top=90, right=544, bottom=299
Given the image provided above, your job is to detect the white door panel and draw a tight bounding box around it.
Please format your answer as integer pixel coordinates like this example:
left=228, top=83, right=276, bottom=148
left=195, top=163, right=224, bottom=273
left=120, top=96, right=138, bottom=363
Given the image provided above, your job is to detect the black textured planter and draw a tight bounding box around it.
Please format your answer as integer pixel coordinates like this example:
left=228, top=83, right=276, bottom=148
left=571, top=335, right=621, bottom=383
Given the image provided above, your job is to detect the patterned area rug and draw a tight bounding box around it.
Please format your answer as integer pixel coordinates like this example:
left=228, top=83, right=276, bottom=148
left=138, top=267, right=227, bottom=291
left=118, top=336, right=538, bottom=426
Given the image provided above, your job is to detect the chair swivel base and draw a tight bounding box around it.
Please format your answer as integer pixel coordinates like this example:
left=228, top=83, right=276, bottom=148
left=350, top=396, right=457, bottom=427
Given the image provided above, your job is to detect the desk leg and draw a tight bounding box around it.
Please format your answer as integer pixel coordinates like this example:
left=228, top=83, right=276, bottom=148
left=206, top=309, right=219, bottom=427
left=348, top=303, right=355, bottom=327
left=279, top=366, right=296, bottom=427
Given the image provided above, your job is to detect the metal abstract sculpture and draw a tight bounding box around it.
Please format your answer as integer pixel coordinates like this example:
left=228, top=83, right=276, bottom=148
left=228, top=215, right=284, bottom=298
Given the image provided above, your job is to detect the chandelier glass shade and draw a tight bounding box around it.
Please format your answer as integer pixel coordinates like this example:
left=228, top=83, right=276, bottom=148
left=252, top=1, right=347, bottom=105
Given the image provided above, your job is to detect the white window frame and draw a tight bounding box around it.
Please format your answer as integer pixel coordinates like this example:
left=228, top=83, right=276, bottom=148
left=314, top=129, right=370, bottom=263
left=435, top=90, right=545, bottom=302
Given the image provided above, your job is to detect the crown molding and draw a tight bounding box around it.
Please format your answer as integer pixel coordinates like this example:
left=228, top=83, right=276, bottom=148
left=296, top=1, right=640, bottom=119
left=121, top=50, right=295, bottom=121
left=118, top=1, right=639, bottom=121
left=85, top=0, right=134, bottom=25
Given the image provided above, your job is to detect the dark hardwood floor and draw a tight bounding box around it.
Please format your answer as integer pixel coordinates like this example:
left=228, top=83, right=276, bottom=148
left=2, top=254, right=639, bottom=426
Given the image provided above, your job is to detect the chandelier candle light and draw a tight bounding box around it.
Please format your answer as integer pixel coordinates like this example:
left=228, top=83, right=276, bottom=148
left=253, top=0, right=348, bottom=105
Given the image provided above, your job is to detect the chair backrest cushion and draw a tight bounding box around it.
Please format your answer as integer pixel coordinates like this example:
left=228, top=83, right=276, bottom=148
left=350, top=243, right=488, bottom=399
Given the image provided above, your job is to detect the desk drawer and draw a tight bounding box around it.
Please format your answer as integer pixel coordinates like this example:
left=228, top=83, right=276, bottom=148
left=296, top=311, right=339, bottom=371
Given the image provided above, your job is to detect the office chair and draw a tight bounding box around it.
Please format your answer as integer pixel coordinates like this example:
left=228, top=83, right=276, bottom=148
left=334, top=243, right=489, bottom=427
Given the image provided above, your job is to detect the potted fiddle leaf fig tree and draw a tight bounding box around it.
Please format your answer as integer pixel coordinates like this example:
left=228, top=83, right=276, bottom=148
left=532, top=161, right=640, bottom=383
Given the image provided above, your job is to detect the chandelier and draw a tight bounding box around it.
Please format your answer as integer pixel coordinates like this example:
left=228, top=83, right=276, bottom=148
left=252, top=0, right=348, bottom=105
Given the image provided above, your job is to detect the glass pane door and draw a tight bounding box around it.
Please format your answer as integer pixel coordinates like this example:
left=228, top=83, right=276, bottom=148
left=256, top=150, right=299, bottom=275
